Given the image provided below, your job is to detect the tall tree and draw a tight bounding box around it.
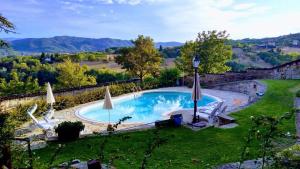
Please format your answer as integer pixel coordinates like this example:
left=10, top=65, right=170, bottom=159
left=115, top=35, right=162, bottom=82
left=56, top=59, right=96, bottom=88
left=175, top=30, right=232, bottom=74
left=174, top=41, right=195, bottom=75
left=0, top=14, right=15, bottom=47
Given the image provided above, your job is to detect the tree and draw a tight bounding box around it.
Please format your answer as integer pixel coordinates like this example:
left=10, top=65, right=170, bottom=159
left=56, top=59, right=96, bottom=88
left=0, top=14, right=15, bottom=47
left=0, top=106, right=14, bottom=169
left=175, top=30, right=232, bottom=74
left=159, top=68, right=181, bottom=87
left=115, top=35, right=162, bottom=82
left=174, top=41, right=195, bottom=75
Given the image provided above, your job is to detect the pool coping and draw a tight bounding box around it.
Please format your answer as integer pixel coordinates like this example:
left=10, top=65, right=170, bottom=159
left=74, top=88, right=222, bottom=125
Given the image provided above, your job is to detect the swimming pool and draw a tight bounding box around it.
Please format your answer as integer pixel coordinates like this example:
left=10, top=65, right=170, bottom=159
left=77, top=91, right=218, bottom=123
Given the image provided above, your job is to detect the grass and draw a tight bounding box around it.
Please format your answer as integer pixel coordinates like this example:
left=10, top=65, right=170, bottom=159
left=33, top=80, right=300, bottom=168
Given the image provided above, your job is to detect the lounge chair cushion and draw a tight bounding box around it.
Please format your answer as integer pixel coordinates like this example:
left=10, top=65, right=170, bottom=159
left=197, top=112, right=209, bottom=120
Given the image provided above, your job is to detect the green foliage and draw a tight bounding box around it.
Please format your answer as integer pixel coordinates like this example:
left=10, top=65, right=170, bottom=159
left=296, top=90, right=300, bottom=97
left=160, top=47, right=180, bottom=58
left=226, top=61, right=246, bottom=72
left=115, top=35, right=162, bottom=82
left=56, top=59, right=96, bottom=88
left=276, top=144, right=300, bottom=168
left=176, top=30, right=232, bottom=75
left=0, top=106, right=15, bottom=168
left=140, top=129, right=168, bottom=169
left=52, top=52, right=106, bottom=62
left=159, top=68, right=181, bottom=87
left=288, top=52, right=300, bottom=58
left=87, top=69, right=131, bottom=84
left=0, top=13, right=15, bottom=48
left=174, top=41, right=195, bottom=75
left=239, top=112, right=293, bottom=169
left=142, top=76, right=160, bottom=90
left=258, top=51, right=294, bottom=66
left=0, top=72, right=40, bottom=96
left=55, top=121, right=85, bottom=141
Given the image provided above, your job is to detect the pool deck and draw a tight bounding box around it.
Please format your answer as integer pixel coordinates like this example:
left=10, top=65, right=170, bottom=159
left=50, top=87, right=250, bottom=134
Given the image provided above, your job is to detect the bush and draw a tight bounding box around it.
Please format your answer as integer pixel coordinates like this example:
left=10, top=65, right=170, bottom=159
left=55, top=121, right=85, bottom=141
left=276, top=144, right=300, bottom=168
left=159, top=68, right=181, bottom=87
left=142, top=76, right=160, bottom=90
left=296, top=90, right=300, bottom=97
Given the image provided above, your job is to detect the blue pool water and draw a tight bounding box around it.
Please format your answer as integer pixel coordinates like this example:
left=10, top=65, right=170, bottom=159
left=78, top=91, right=217, bottom=123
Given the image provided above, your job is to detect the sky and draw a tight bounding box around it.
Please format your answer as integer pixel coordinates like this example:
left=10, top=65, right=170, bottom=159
left=0, top=0, right=300, bottom=42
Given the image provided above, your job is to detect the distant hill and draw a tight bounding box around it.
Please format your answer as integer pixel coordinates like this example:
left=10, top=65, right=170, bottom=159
left=155, top=42, right=183, bottom=48
left=1, top=36, right=183, bottom=54
left=234, top=33, right=300, bottom=46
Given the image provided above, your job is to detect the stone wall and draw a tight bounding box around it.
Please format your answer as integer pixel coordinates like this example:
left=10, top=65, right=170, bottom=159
left=247, top=59, right=300, bottom=80
left=210, top=80, right=265, bottom=95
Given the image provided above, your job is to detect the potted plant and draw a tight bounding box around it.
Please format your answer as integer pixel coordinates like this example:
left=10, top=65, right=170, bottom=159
left=55, top=121, right=85, bottom=141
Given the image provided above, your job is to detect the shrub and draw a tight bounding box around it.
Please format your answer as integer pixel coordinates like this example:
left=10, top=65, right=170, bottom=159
left=276, top=144, right=300, bottom=168
left=142, top=76, right=160, bottom=90
left=296, top=90, right=300, bottom=97
left=55, top=121, right=85, bottom=141
left=159, top=68, right=181, bottom=87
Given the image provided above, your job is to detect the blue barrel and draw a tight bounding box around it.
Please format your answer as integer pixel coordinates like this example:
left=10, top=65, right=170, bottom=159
left=171, top=114, right=182, bottom=126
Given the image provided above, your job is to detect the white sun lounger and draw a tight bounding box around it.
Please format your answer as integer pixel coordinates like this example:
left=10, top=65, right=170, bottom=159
left=197, top=101, right=224, bottom=124
left=43, top=108, right=61, bottom=124
left=26, top=104, right=55, bottom=131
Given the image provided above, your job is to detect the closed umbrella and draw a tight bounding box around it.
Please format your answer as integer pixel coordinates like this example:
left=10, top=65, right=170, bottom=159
left=46, top=82, right=55, bottom=110
left=103, top=86, right=114, bottom=124
left=192, top=73, right=202, bottom=101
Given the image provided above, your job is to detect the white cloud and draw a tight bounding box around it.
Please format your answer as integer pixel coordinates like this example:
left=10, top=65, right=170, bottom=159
left=233, top=3, right=256, bottom=10
left=97, top=0, right=113, bottom=4
left=151, top=0, right=275, bottom=40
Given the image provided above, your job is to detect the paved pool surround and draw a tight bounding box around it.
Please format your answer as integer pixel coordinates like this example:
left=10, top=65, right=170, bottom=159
left=52, top=87, right=250, bottom=134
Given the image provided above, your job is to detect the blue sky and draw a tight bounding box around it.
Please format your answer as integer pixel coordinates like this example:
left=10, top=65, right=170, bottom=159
left=1, top=0, right=300, bottom=42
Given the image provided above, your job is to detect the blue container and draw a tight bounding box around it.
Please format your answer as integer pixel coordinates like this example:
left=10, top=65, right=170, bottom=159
left=172, top=114, right=182, bottom=126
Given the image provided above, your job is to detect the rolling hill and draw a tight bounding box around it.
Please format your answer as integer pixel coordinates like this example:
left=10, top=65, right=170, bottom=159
left=2, top=36, right=183, bottom=54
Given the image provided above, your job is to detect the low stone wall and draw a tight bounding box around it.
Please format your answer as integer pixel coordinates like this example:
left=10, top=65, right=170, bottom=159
left=209, top=80, right=265, bottom=95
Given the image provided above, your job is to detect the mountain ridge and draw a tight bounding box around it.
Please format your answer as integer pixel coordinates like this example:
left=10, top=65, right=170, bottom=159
left=2, top=36, right=183, bottom=54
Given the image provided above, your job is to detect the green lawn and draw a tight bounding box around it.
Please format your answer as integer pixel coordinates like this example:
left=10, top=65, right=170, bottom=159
left=34, top=80, right=300, bottom=169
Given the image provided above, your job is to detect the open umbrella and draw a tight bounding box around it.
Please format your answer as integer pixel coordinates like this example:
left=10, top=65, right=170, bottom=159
left=103, top=86, right=114, bottom=124
left=46, top=82, right=55, bottom=110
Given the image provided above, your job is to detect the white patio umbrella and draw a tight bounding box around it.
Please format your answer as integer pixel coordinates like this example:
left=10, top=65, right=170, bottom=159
left=46, top=82, right=55, bottom=110
left=192, top=73, right=202, bottom=101
left=103, top=86, right=114, bottom=124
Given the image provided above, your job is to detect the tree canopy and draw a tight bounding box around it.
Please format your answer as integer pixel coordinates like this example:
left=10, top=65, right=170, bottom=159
left=175, top=30, right=232, bottom=74
left=0, top=14, right=15, bottom=47
left=56, top=59, right=96, bottom=88
left=115, top=35, right=162, bottom=82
